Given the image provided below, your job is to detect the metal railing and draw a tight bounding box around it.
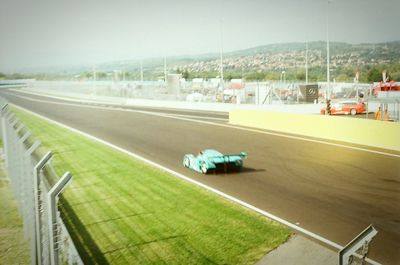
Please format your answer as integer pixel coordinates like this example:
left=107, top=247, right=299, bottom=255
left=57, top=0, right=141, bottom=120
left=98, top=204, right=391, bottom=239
left=22, top=80, right=372, bottom=104
left=0, top=98, right=83, bottom=265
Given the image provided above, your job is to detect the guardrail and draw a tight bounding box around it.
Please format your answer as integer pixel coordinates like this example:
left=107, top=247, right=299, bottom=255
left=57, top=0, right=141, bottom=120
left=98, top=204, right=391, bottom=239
left=0, top=98, right=83, bottom=265
left=0, top=79, right=34, bottom=89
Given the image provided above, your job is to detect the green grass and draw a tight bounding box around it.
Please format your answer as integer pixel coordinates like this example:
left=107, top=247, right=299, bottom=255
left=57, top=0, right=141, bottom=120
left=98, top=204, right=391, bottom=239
left=0, top=142, right=31, bottom=265
left=13, top=107, right=291, bottom=264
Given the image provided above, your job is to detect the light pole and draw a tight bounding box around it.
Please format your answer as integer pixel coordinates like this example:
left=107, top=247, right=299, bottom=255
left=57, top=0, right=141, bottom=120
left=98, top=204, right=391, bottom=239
left=92, top=66, right=97, bottom=96
left=305, top=41, right=309, bottom=84
left=326, top=0, right=331, bottom=100
left=92, top=66, right=97, bottom=82
left=219, top=19, right=224, bottom=91
left=140, top=59, right=144, bottom=85
left=164, top=56, right=167, bottom=84
left=281, top=71, right=286, bottom=83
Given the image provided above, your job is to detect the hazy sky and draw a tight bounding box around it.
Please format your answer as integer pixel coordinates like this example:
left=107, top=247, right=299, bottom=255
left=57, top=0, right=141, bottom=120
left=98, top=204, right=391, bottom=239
left=0, top=0, right=399, bottom=72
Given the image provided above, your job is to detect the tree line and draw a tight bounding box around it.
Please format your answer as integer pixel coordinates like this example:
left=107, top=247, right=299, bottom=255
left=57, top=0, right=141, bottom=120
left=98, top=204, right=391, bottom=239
left=1, top=63, right=399, bottom=83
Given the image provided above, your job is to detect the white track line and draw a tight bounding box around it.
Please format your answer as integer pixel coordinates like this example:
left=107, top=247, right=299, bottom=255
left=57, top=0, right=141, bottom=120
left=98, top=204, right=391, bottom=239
left=156, top=112, right=228, bottom=121
left=6, top=91, right=400, bottom=158
left=11, top=103, right=381, bottom=265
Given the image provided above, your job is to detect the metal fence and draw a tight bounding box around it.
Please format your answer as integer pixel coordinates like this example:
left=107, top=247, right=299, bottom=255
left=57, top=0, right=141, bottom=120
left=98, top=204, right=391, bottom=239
left=0, top=98, right=83, bottom=265
left=18, top=80, right=400, bottom=120
left=25, top=80, right=372, bottom=104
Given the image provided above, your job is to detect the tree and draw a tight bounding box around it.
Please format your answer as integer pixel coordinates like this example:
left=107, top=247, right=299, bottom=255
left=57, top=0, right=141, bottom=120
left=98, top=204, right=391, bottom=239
left=97, top=72, right=107, bottom=79
left=264, top=72, right=280, bottom=81
left=335, top=74, right=350, bottom=82
left=390, top=71, right=400, bottom=81
left=182, top=70, right=189, bottom=79
left=366, top=67, right=382, bottom=82
left=295, top=72, right=306, bottom=81
left=244, top=72, right=265, bottom=81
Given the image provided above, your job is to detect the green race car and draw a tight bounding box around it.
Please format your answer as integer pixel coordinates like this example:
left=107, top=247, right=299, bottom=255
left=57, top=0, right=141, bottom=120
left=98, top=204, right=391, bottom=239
left=183, top=149, right=247, bottom=174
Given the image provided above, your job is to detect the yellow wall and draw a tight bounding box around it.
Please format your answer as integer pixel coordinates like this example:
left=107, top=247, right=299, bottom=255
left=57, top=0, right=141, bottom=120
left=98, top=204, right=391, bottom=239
left=230, top=110, right=400, bottom=152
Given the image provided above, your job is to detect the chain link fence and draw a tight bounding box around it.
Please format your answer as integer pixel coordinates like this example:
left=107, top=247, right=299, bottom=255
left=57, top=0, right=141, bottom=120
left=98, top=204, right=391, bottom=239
left=21, top=80, right=372, bottom=104
left=19, top=80, right=400, bottom=119
left=0, top=97, right=83, bottom=265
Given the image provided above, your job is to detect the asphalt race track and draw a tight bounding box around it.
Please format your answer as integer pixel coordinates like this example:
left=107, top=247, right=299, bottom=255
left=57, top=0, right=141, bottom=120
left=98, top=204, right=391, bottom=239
left=1, top=90, right=399, bottom=264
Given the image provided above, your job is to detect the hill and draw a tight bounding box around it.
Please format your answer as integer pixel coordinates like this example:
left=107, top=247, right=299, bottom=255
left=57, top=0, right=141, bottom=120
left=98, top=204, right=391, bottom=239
left=3, top=41, right=400, bottom=82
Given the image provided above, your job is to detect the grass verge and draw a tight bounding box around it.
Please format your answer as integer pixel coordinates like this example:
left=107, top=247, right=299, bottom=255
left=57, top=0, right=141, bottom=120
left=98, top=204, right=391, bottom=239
left=13, top=106, right=291, bottom=264
left=0, top=141, right=31, bottom=265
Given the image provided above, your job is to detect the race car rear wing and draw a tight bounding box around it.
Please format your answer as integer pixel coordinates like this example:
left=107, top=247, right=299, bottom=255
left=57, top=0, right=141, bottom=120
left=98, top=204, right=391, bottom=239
left=223, top=152, right=248, bottom=159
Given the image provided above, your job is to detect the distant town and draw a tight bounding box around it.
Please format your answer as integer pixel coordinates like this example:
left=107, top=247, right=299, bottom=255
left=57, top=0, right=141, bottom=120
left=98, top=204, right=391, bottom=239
left=1, top=41, right=400, bottom=83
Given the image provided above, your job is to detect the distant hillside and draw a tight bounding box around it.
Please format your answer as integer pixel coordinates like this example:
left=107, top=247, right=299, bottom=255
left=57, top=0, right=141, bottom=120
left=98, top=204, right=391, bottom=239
left=152, top=41, right=400, bottom=82
left=165, top=41, right=400, bottom=62
left=3, top=41, right=400, bottom=82
left=91, top=41, right=400, bottom=69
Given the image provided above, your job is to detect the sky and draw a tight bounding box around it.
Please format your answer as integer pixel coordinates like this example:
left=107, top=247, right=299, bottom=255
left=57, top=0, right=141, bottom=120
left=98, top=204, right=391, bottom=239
left=0, top=0, right=399, bottom=72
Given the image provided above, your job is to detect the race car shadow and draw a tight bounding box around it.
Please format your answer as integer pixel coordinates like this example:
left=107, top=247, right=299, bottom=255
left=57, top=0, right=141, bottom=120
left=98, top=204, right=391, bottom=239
left=241, top=167, right=266, bottom=173
left=211, top=167, right=265, bottom=175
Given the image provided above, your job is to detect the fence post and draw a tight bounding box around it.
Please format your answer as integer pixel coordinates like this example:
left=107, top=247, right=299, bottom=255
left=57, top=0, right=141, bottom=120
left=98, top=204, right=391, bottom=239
left=17, top=130, right=32, bottom=239
left=24, top=140, right=41, bottom=265
left=1, top=103, right=9, bottom=156
left=1, top=110, right=14, bottom=169
left=33, top=151, right=53, bottom=265
left=47, top=172, right=72, bottom=265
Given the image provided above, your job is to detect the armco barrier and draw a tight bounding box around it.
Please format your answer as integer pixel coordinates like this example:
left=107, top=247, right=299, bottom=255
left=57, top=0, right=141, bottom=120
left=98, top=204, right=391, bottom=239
left=229, top=109, right=400, bottom=152
left=0, top=98, right=83, bottom=265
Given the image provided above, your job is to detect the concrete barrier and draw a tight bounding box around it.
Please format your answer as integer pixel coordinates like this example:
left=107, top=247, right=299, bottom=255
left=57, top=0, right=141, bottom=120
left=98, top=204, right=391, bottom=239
left=229, top=110, right=400, bottom=152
